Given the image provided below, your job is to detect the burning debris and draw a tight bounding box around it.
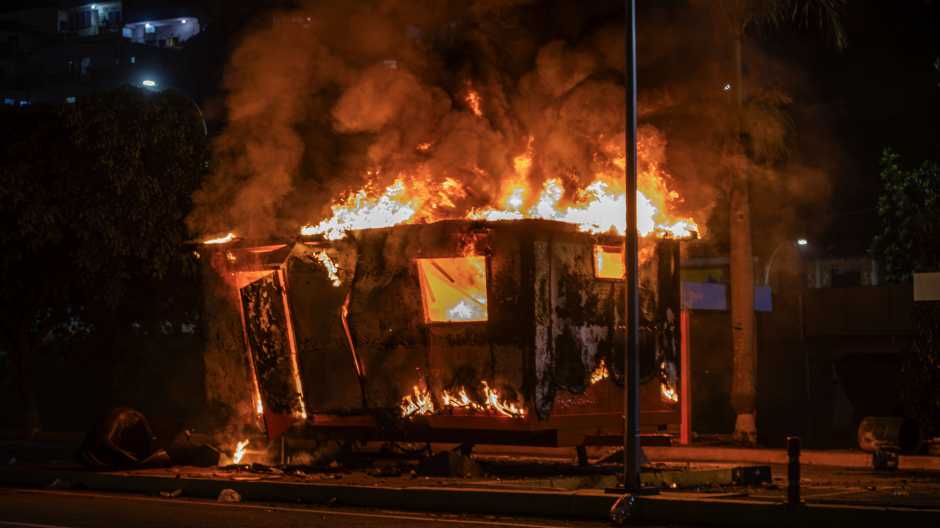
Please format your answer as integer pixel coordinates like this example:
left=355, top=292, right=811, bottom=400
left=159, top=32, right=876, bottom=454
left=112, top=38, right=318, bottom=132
left=232, top=440, right=249, bottom=465
left=205, top=233, right=236, bottom=244
left=590, top=359, right=610, bottom=384
left=401, top=387, right=434, bottom=418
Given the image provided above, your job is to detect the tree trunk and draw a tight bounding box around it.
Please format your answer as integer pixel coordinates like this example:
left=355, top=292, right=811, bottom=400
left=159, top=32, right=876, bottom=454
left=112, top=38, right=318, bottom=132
left=730, top=35, right=757, bottom=445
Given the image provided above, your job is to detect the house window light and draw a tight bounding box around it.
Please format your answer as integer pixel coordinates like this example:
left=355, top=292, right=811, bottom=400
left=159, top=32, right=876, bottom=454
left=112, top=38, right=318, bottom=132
left=181, top=19, right=186, bottom=23
left=66, top=97, right=76, bottom=103
left=417, top=257, right=488, bottom=323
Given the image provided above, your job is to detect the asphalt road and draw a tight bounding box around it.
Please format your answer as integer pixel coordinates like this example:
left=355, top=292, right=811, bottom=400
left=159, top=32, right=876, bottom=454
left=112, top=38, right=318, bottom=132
left=0, top=487, right=693, bottom=528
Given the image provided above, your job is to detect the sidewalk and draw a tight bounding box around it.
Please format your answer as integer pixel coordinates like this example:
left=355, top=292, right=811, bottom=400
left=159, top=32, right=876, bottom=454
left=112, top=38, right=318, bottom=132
left=642, top=446, right=940, bottom=470
left=1, top=465, right=939, bottom=527
left=2, top=434, right=940, bottom=527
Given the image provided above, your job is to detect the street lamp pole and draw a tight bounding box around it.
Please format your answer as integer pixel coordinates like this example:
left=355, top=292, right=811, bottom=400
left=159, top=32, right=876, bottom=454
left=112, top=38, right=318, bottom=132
left=623, top=0, right=642, bottom=491
left=763, top=239, right=807, bottom=286
left=142, top=81, right=207, bottom=135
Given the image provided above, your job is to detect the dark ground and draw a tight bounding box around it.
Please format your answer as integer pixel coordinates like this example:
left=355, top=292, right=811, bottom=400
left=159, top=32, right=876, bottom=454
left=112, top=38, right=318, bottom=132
left=0, top=487, right=700, bottom=528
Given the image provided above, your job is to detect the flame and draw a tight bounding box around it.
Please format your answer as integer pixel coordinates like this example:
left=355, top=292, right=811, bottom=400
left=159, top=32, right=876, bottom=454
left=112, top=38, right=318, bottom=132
left=661, top=382, right=678, bottom=404
left=442, top=387, right=478, bottom=410
left=301, top=135, right=698, bottom=250
left=416, top=141, right=435, bottom=151
left=594, top=245, right=624, bottom=279
left=255, top=394, right=263, bottom=415
left=316, top=252, right=342, bottom=286
left=401, top=386, right=434, bottom=417
left=481, top=381, right=524, bottom=417
left=204, top=233, right=235, bottom=244
left=417, top=257, right=487, bottom=322
left=233, top=439, right=249, bottom=464
left=590, top=359, right=610, bottom=384
left=465, top=81, right=482, bottom=117
left=440, top=381, right=525, bottom=418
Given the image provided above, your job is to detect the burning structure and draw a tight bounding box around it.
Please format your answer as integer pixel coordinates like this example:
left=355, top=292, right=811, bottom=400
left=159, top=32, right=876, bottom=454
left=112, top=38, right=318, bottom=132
left=202, top=219, right=685, bottom=447
left=192, top=2, right=703, bottom=449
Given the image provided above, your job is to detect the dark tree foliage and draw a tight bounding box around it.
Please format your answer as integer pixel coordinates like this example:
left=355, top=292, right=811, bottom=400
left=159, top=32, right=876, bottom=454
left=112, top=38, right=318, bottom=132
left=870, top=149, right=940, bottom=283
left=895, top=184, right=940, bottom=436
left=0, top=86, right=210, bottom=429
left=869, top=58, right=940, bottom=434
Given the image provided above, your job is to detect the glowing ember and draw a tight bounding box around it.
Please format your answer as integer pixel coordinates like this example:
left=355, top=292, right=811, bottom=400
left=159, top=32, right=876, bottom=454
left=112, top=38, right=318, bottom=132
left=661, top=382, right=678, bottom=404
left=590, top=359, right=610, bottom=384
left=401, top=386, right=434, bottom=417
left=465, top=81, right=482, bottom=117
left=204, top=233, right=235, bottom=244
left=416, top=257, right=488, bottom=323
left=316, top=252, right=342, bottom=286
left=416, top=141, right=435, bottom=151
left=233, top=439, right=249, bottom=464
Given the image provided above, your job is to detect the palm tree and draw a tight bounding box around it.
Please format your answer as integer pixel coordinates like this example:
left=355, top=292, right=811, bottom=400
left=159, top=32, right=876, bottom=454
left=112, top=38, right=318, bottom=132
left=708, top=0, right=849, bottom=445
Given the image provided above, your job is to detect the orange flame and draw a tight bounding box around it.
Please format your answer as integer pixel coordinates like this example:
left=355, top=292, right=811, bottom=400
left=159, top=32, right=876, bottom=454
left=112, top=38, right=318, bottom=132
left=401, top=386, right=434, bottom=417
left=440, top=381, right=524, bottom=418
left=481, top=381, right=524, bottom=417
left=204, top=233, right=235, bottom=244
left=301, top=134, right=698, bottom=248
left=417, top=257, right=487, bottom=323
left=233, top=439, right=249, bottom=464
left=661, top=382, right=678, bottom=403
left=465, top=81, right=482, bottom=117
left=316, top=252, right=342, bottom=286
left=590, top=359, right=610, bottom=384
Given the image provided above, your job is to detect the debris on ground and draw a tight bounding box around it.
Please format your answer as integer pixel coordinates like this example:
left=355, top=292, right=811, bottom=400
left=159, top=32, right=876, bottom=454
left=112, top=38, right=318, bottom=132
left=43, top=479, right=71, bottom=490
left=160, top=489, right=182, bottom=498
left=217, top=489, right=241, bottom=503
left=609, top=494, right=635, bottom=524
left=417, top=452, right=482, bottom=478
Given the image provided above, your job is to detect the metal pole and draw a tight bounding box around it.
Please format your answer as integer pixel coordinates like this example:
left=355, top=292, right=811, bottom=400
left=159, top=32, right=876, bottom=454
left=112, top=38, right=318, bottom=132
left=623, top=0, right=641, bottom=491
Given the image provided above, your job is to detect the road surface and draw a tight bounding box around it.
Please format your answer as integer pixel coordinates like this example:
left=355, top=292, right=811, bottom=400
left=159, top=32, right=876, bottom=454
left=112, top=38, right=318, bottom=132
left=0, top=486, right=691, bottom=528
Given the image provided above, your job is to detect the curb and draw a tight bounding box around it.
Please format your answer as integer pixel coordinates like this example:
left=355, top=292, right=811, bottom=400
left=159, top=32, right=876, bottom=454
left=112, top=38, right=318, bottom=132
left=1, top=467, right=939, bottom=527
left=643, top=446, right=940, bottom=470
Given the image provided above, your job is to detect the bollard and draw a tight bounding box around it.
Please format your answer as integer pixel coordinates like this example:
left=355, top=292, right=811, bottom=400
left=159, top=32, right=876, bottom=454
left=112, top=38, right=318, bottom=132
left=787, top=437, right=801, bottom=505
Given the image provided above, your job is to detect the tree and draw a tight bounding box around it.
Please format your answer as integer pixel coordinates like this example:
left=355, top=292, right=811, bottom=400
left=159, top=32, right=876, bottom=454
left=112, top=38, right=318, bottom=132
left=0, top=86, right=210, bottom=430
left=707, top=0, right=849, bottom=444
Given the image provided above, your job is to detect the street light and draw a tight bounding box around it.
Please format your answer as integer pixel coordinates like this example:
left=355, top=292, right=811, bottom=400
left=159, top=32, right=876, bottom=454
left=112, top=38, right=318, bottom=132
left=763, top=239, right=807, bottom=286
left=141, top=80, right=207, bottom=135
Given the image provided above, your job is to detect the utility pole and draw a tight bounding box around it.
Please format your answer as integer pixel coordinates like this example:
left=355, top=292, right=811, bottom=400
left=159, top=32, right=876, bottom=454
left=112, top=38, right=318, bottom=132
left=622, top=0, right=641, bottom=491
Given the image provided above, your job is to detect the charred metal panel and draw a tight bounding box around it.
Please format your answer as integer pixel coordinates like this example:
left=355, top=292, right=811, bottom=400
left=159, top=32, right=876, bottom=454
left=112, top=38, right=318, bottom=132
left=485, top=226, right=527, bottom=407
left=239, top=271, right=304, bottom=416
left=287, top=242, right=363, bottom=413
left=201, top=253, right=255, bottom=423
left=427, top=324, right=492, bottom=402
left=346, top=226, right=428, bottom=411
left=533, top=238, right=553, bottom=419
left=551, top=241, right=609, bottom=393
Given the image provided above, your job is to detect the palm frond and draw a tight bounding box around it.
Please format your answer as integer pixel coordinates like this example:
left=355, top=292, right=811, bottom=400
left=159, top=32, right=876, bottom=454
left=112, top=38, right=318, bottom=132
left=743, top=89, right=794, bottom=162
left=745, top=0, right=850, bottom=49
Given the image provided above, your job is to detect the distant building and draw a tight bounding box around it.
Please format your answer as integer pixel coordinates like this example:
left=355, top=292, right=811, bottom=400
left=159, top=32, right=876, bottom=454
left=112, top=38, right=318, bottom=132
left=0, top=0, right=209, bottom=105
